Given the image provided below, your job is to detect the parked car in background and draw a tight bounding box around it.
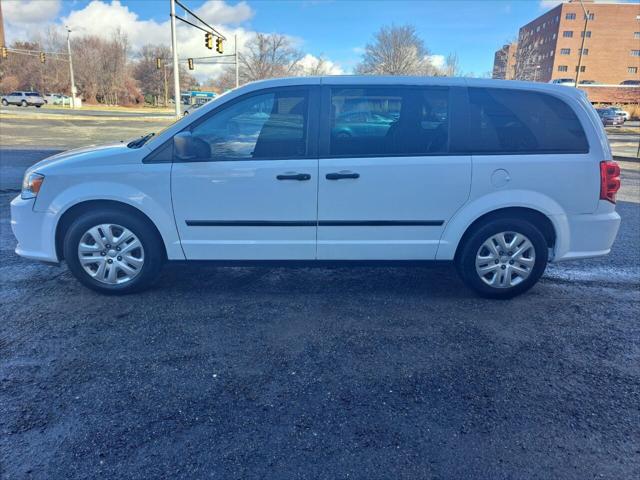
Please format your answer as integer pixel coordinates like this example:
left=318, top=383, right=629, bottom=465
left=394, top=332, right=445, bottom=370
left=183, top=97, right=213, bottom=116
left=578, top=80, right=598, bottom=85
left=620, top=80, right=640, bottom=86
left=11, top=77, right=621, bottom=299
left=610, top=107, right=630, bottom=121
left=44, top=93, right=71, bottom=106
left=596, top=108, right=625, bottom=126
left=1, top=91, right=45, bottom=107
left=549, top=78, right=576, bottom=86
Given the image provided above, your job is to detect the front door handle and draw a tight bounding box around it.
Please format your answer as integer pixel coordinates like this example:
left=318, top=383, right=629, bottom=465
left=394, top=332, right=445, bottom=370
left=277, top=173, right=311, bottom=181
left=326, top=172, right=360, bottom=180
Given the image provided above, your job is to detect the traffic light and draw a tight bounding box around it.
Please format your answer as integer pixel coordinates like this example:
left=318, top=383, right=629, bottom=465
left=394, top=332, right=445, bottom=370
left=205, top=32, right=213, bottom=50
left=1, top=47, right=7, bottom=60
left=40, top=52, right=46, bottom=64
left=187, top=58, right=194, bottom=70
left=215, top=37, right=223, bottom=54
left=156, top=58, right=162, bottom=69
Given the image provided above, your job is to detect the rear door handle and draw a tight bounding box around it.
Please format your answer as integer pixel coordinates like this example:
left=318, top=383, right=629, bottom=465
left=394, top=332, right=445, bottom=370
left=326, top=172, right=360, bottom=180
left=277, top=173, right=311, bottom=181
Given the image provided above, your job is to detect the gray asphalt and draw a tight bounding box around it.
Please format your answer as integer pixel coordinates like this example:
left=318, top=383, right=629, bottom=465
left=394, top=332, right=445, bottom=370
left=1, top=149, right=639, bottom=479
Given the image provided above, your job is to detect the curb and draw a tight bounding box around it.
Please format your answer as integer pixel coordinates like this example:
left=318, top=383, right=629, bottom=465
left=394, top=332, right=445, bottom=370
left=613, top=155, right=640, bottom=162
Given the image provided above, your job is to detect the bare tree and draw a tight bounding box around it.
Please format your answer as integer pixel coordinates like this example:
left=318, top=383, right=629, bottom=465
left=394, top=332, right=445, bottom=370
left=133, top=44, right=171, bottom=104
left=441, top=52, right=462, bottom=77
left=239, top=33, right=304, bottom=83
left=355, top=25, right=437, bottom=76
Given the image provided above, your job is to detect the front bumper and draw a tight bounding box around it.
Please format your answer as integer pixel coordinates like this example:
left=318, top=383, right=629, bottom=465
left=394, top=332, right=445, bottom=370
left=10, top=195, right=59, bottom=263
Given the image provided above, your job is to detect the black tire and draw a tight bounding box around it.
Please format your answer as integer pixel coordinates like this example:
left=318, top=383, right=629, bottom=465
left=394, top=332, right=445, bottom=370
left=63, top=209, right=164, bottom=294
left=1, top=99, right=7, bottom=106
left=35, top=104, right=42, bottom=108
left=456, top=218, right=548, bottom=299
left=21, top=100, right=27, bottom=107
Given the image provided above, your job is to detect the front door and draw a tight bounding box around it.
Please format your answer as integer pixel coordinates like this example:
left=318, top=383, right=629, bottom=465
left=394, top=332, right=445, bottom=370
left=171, top=87, right=319, bottom=260
left=317, top=85, right=471, bottom=260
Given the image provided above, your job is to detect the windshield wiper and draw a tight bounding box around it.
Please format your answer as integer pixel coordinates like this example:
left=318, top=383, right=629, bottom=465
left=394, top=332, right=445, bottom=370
left=127, top=132, right=155, bottom=149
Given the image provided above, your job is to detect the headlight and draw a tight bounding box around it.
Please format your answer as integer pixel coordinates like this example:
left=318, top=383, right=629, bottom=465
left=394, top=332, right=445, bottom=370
left=21, top=172, right=45, bottom=200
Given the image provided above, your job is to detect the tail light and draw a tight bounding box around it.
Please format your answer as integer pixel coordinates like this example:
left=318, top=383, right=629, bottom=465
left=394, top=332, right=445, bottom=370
left=600, top=161, right=621, bottom=204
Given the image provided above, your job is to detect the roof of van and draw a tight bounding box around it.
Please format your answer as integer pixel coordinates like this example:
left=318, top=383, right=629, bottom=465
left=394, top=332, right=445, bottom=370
left=238, top=75, right=585, bottom=100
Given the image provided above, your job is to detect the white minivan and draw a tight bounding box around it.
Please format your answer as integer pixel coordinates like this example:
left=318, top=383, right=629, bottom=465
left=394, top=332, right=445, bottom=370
left=11, top=77, right=621, bottom=298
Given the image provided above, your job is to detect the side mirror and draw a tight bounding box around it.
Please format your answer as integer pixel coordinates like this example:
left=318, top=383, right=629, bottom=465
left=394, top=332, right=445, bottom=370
left=173, top=131, right=210, bottom=161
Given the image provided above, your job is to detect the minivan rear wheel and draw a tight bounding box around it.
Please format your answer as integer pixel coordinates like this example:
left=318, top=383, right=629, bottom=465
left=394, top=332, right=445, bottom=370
left=456, top=218, right=548, bottom=299
left=20, top=100, right=27, bottom=107
left=63, top=210, right=164, bottom=294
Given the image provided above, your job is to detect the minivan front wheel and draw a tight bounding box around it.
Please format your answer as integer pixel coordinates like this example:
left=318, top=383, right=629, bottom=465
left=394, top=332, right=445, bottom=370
left=456, top=218, right=548, bottom=299
left=63, top=210, right=164, bottom=294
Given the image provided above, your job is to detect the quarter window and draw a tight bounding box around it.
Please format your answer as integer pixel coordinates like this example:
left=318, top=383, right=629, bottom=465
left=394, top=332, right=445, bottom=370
left=189, top=89, right=309, bottom=161
left=467, top=88, right=588, bottom=154
left=329, top=87, right=450, bottom=156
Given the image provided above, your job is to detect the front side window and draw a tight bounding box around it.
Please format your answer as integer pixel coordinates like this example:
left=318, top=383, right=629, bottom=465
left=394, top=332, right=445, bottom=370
left=467, top=88, right=588, bottom=155
left=329, top=87, right=450, bottom=156
left=188, top=89, right=309, bottom=161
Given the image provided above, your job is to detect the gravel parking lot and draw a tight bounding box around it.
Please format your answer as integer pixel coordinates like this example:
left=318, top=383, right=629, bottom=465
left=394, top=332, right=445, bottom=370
left=1, top=147, right=639, bottom=479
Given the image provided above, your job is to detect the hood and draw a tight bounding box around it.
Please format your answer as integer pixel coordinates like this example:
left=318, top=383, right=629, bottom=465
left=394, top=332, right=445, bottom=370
left=29, top=142, right=130, bottom=172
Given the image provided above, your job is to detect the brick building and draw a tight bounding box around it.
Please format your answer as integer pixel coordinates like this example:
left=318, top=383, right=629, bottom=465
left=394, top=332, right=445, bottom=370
left=492, top=42, right=518, bottom=80
left=493, top=0, right=640, bottom=85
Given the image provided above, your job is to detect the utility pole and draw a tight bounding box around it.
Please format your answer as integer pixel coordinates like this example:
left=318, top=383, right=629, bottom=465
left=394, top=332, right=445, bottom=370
left=170, top=0, right=181, bottom=117
left=234, top=34, right=239, bottom=88
left=575, top=0, right=589, bottom=86
left=66, top=27, right=77, bottom=109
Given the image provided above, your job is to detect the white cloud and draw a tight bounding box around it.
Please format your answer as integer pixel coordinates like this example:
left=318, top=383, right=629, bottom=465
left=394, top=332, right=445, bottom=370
left=3, top=0, right=62, bottom=24
left=298, top=53, right=344, bottom=75
left=427, top=54, right=445, bottom=69
left=539, top=0, right=563, bottom=8
left=195, top=0, right=254, bottom=25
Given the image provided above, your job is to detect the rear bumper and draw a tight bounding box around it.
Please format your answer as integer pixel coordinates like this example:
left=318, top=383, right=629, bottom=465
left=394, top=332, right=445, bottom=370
left=10, top=195, right=59, bottom=263
left=552, top=209, right=621, bottom=262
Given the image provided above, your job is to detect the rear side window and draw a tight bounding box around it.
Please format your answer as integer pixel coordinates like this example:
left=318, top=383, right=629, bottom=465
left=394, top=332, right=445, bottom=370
left=467, top=88, right=588, bottom=154
left=329, top=87, right=450, bottom=156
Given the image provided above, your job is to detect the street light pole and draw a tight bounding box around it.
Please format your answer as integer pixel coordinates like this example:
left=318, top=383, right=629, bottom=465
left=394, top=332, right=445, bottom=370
left=575, top=0, right=589, bottom=86
left=170, top=0, right=181, bottom=117
left=66, top=27, right=77, bottom=109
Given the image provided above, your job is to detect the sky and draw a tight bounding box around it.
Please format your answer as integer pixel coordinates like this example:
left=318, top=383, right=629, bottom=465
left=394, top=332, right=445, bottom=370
left=3, top=0, right=639, bottom=81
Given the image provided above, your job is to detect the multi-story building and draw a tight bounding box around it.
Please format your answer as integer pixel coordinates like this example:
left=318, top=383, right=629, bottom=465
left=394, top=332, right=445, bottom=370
left=492, top=42, right=518, bottom=80
left=494, top=0, right=640, bottom=86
